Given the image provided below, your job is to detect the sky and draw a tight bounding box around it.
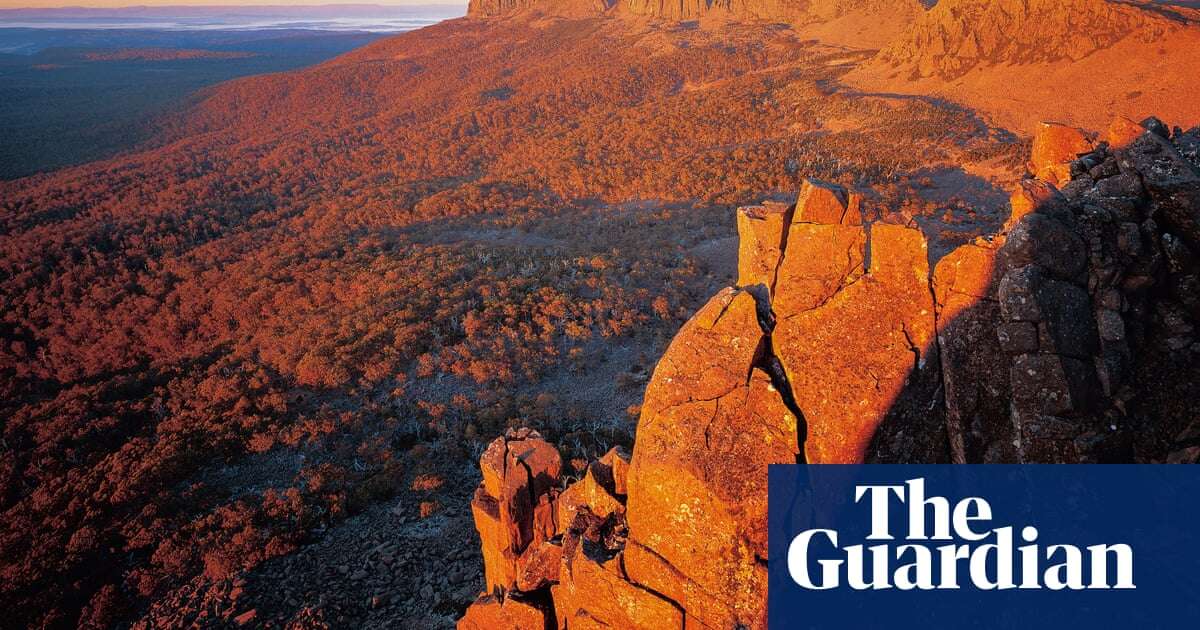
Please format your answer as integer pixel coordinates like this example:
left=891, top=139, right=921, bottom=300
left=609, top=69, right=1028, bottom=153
left=0, top=1, right=466, bottom=8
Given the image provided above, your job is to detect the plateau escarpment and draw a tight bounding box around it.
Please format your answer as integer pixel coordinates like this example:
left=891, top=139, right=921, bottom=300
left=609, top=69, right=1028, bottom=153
left=880, top=0, right=1186, bottom=79
left=459, top=116, right=1200, bottom=628
left=467, top=0, right=925, bottom=25
left=466, top=0, right=1200, bottom=129
left=849, top=0, right=1200, bottom=129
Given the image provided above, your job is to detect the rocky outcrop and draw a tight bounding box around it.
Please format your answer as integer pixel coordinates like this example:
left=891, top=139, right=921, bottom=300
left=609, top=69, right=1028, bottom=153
left=984, top=117, right=1198, bottom=461
left=467, top=0, right=614, bottom=17
left=472, top=428, right=563, bottom=596
left=468, top=0, right=924, bottom=26
left=1029, top=122, right=1095, bottom=185
left=624, top=287, right=798, bottom=628
left=881, top=0, right=1185, bottom=79
left=462, top=429, right=678, bottom=629
left=459, top=116, right=1200, bottom=628
left=467, top=0, right=531, bottom=17
left=730, top=116, right=1200, bottom=465
left=774, top=204, right=941, bottom=464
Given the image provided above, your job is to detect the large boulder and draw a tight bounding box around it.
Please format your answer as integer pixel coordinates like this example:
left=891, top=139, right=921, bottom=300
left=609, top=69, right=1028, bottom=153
left=793, top=178, right=862, bottom=225
left=457, top=594, right=547, bottom=630
left=471, top=429, right=562, bottom=594
left=624, top=287, right=798, bottom=629
left=1030, top=122, right=1094, bottom=185
left=736, top=201, right=793, bottom=294
left=773, top=222, right=938, bottom=463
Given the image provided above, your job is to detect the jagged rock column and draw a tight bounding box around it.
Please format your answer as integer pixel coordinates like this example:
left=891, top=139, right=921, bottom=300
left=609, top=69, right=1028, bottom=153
left=623, top=287, right=799, bottom=630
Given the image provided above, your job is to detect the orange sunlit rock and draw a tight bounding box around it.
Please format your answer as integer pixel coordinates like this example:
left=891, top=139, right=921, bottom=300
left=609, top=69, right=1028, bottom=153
left=639, top=288, right=765, bottom=417
left=506, top=438, right=563, bottom=499
left=736, top=201, right=794, bottom=292
left=769, top=222, right=866, bottom=314
left=625, top=280, right=797, bottom=629
left=515, top=541, right=562, bottom=592
left=552, top=446, right=628, bottom=530
left=470, top=487, right=517, bottom=593
left=774, top=223, right=936, bottom=463
left=625, top=367, right=793, bottom=629
left=553, top=545, right=683, bottom=630
left=470, top=431, right=563, bottom=593
left=597, top=447, right=630, bottom=497
left=794, top=177, right=855, bottom=224
left=1030, top=121, right=1094, bottom=184
left=1006, top=178, right=1062, bottom=232
left=479, top=437, right=507, bottom=499
left=1107, top=116, right=1148, bottom=148
left=458, top=594, right=547, bottom=630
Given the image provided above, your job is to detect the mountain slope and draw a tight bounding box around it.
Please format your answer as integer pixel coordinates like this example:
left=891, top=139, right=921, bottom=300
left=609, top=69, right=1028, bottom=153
left=847, top=0, right=1200, bottom=129
left=0, top=15, right=1018, bottom=629
left=468, top=0, right=925, bottom=27
left=881, top=0, right=1188, bottom=79
left=2, top=5, right=1197, bottom=628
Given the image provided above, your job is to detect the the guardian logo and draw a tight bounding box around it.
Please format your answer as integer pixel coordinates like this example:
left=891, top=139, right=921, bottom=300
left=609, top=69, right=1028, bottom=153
left=787, top=478, right=1135, bottom=591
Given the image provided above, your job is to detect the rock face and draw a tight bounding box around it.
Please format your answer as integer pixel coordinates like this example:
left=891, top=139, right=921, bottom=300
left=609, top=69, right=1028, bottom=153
left=1029, top=122, right=1095, bottom=185
left=459, top=116, right=1200, bottom=628
left=467, top=0, right=537, bottom=17
left=473, top=428, right=563, bottom=595
left=938, top=117, right=1200, bottom=463
left=467, top=0, right=614, bottom=17
left=881, top=0, right=1180, bottom=79
left=462, top=429, right=682, bottom=629
left=735, top=201, right=793, bottom=294
left=468, top=0, right=924, bottom=25
left=774, top=217, right=938, bottom=464
left=624, top=288, right=798, bottom=628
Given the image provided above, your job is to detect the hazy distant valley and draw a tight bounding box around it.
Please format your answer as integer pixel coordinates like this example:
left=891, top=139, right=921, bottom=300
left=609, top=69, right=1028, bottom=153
left=0, top=5, right=463, bottom=179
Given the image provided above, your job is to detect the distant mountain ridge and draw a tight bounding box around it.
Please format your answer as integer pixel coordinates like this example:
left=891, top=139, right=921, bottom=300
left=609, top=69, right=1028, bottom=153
left=881, top=0, right=1193, bottom=79
left=465, top=0, right=1199, bottom=129
left=466, top=0, right=924, bottom=23
left=466, top=0, right=1196, bottom=76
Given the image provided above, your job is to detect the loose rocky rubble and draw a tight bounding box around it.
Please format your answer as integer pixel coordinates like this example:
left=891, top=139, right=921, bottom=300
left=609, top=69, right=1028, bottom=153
left=135, top=485, right=485, bottom=630
left=458, top=115, right=1200, bottom=629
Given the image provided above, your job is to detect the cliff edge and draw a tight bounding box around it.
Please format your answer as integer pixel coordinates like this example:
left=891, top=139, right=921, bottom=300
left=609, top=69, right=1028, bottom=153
left=457, top=115, right=1200, bottom=628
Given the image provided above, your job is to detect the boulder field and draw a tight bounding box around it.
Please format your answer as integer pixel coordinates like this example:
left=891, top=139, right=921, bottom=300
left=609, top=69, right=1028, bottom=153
left=457, top=116, right=1200, bottom=628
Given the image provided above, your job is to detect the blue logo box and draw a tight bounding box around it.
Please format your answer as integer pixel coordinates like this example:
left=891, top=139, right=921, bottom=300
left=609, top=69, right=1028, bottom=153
left=768, top=465, right=1200, bottom=629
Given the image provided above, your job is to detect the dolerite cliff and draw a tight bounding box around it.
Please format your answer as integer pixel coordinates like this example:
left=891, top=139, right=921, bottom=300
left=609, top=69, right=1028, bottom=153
left=467, top=0, right=536, bottom=17
left=621, top=0, right=913, bottom=22
left=467, top=0, right=615, bottom=17
left=467, top=0, right=922, bottom=24
left=457, top=117, right=1200, bottom=628
left=880, top=0, right=1188, bottom=79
